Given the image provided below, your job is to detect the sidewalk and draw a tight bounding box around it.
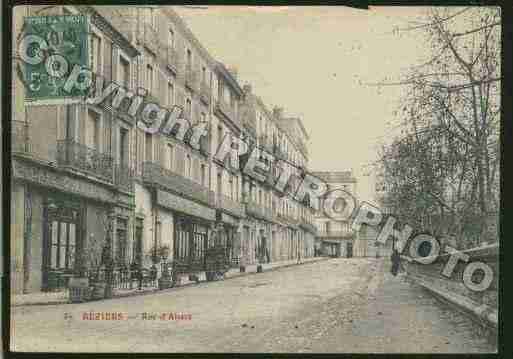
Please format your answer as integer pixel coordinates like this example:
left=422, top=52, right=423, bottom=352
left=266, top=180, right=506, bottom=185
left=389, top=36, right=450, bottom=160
left=11, top=256, right=330, bottom=307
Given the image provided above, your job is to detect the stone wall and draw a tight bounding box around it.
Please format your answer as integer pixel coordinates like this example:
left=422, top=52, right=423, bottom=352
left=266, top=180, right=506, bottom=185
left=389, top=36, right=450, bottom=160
left=401, top=243, right=498, bottom=334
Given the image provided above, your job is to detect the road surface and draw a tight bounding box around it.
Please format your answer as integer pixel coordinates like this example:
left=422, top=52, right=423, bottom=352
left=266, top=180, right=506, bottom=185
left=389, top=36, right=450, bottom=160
left=10, top=258, right=496, bottom=353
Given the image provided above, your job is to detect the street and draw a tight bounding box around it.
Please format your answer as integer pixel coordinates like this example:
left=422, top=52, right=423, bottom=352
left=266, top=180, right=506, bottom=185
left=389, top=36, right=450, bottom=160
left=10, top=258, right=496, bottom=353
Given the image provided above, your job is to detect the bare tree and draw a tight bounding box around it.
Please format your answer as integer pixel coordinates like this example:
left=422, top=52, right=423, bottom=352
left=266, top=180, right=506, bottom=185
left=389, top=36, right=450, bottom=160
left=375, top=7, right=500, bottom=248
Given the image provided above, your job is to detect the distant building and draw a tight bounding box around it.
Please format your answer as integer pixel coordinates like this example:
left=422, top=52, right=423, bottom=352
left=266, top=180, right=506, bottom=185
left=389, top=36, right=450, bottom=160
left=312, top=171, right=358, bottom=258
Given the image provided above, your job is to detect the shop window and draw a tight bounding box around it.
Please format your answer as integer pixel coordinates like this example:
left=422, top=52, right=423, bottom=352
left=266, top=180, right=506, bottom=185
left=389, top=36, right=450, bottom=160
left=50, top=221, right=76, bottom=270
left=116, top=219, right=128, bottom=266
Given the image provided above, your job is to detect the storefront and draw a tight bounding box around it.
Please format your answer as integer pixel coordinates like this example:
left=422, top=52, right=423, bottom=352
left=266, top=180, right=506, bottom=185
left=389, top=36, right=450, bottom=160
left=173, top=214, right=209, bottom=273
left=11, top=158, right=117, bottom=293
left=154, top=189, right=216, bottom=274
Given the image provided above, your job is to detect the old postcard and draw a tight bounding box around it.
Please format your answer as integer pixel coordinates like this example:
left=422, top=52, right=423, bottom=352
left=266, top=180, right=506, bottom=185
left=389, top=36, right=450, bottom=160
left=7, top=4, right=499, bottom=354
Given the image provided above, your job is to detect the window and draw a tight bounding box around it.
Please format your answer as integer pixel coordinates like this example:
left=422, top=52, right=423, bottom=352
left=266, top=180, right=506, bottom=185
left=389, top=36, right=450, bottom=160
left=217, top=172, right=222, bottom=196
left=235, top=176, right=239, bottom=201
left=169, top=28, right=175, bottom=49
left=119, top=56, right=130, bottom=89
left=133, top=218, right=143, bottom=264
left=186, top=49, right=192, bottom=71
left=229, top=175, right=234, bottom=200
left=65, top=105, right=75, bottom=140
left=167, top=82, right=174, bottom=107
left=145, top=7, right=157, bottom=29
left=91, top=33, right=102, bottom=74
left=145, top=133, right=152, bottom=162
left=146, top=64, right=153, bottom=93
left=217, top=126, right=223, bottom=148
left=86, top=110, right=100, bottom=151
left=50, top=221, right=76, bottom=270
left=200, top=164, right=206, bottom=187
left=167, top=144, right=174, bottom=170
left=186, top=98, right=192, bottom=119
left=116, top=218, right=128, bottom=265
left=230, top=91, right=236, bottom=109
left=119, top=128, right=128, bottom=166
left=218, top=80, right=224, bottom=101
left=186, top=155, right=191, bottom=178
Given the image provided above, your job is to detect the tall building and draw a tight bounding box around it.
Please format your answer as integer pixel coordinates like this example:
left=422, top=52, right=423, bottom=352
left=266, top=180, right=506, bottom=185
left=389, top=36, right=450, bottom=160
left=11, top=5, right=318, bottom=294
left=11, top=5, right=140, bottom=293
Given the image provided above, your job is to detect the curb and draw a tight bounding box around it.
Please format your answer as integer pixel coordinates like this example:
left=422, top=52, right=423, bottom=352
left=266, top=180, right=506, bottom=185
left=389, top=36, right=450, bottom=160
left=11, top=257, right=332, bottom=307
left=406, top=274, right=497, bottom=333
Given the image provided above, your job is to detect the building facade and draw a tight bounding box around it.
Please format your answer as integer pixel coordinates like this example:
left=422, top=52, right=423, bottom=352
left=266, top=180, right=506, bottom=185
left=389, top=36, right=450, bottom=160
left=11, top=5, right=318, bottom=294
left=313, top=171, right=359, bottom=258
left=11, top=5, right=140, bottom=293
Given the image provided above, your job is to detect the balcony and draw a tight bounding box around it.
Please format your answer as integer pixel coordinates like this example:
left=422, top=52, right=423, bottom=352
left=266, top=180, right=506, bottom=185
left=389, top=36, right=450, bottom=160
left=185, top=68, right=198, bottom=92
left=114, top=163, right=134, bottom=193
left=12, top=120, right=31, bottom=154
left=214, top=152, right=239, bottom=173
left=142, top=161, right=215, bottom=207
left=244, top=199, right=272, bottom=222
left=276, top=213, right=299, bottom=227
left=56, top=139, right=114, bottom=183
left=258, top=134, right=273, bottom=153
left=199, top=80, right=211, bottom=105
left=143, top=23, right=159, bottom=55
left=317, top=229, right=356, bottom=239
left=242, top=117, right=257, bottom=139
left=214, top=99, right=240, bottom=128
left=217, top=194, right=245, bottom=218
left=273, top=144, right=287, bottom=160
left=299, top=217, right=318, bottom=235
left=165, top=46, right=180, bottom=75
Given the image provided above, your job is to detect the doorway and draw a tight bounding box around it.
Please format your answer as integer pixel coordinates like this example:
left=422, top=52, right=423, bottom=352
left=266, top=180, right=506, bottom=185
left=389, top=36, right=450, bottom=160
left=42, top=195, right=82, bottom=291
left=346, top=242, right=353, bottom=258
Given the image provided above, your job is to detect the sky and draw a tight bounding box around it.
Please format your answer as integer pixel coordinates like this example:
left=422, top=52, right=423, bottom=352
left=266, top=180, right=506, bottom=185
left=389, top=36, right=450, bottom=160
left=172, top=6, right=433, bottom=203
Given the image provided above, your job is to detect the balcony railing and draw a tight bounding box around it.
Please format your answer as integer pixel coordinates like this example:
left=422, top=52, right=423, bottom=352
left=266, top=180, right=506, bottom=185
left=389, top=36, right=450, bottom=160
left=143, top=23, right=159, bottom=54
left=185, top=68, right=198, bottom=92
left=299, top=219, right=318, bottom=235
left=317, top=229, right=356, bottom=238
left=273, top=144, right=287, bottom=160
left=142, top=161, right=215, bottom=206
left=12, top=120, right=31, bottom=154
left=114, top=163, right=135, bottom=193
left=244, top=199, right=272, bottom=222
left=217, top=193, right=245, bottom=218
left=277, top=213, right=299, bottom=226
left=165, top=46, right=180, bottom=74
left=242, top=116, right=257, bottom=138
left=214, top=99, right=240, bottom=128
left=199, top=80, right=211, bottom=105
left=57, top=139, right=114, bottom=182
left=258, top=134, right=273, bottom=153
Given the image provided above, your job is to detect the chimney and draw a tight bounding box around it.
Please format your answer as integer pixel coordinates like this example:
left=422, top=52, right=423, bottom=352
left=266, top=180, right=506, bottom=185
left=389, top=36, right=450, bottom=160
left=227, top=66, right=238, bottom=80
left=273, top=106, right=283, bottom=120
left=243, top=83, right=252, bottom=94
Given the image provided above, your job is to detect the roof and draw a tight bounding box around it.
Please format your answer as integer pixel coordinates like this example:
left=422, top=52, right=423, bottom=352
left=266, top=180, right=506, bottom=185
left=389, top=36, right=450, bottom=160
left=162, top=7, right=217, bottom=68
left=81, top=6, right=139, bottom=57
left=310, top=171, right=357, bottom=184
left=216, top=62, right=244, bottom=97
left=278, top=117, right=310, bottom=140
